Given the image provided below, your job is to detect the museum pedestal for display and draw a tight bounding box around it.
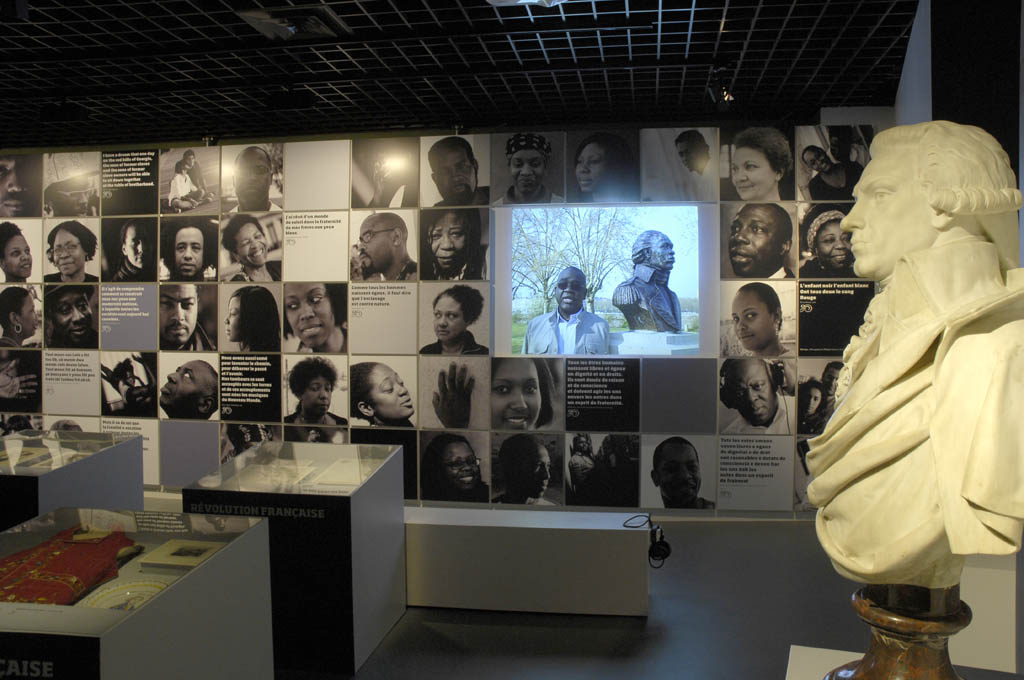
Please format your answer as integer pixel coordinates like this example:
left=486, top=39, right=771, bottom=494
left=0, top=508, right=272, bottom=680
left=182, top=442, right=406, bottom=678
left=610, top=330, right=697, bottom=355
left=0, top=432, right=143, bottom=532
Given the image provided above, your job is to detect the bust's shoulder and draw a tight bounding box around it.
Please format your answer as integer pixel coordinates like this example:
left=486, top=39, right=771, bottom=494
left=613, top=279, right=641, bottom=305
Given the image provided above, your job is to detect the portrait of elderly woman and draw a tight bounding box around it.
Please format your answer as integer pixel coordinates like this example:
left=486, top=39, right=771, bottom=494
left=43, top=220, right=99, bottom=282
left=798, top=204, right=856, bottom=278
left=722, top=126, right=794, bottom=202
left=219, top=213, right=282, bottom=282
left=283, top=282, right=347, bottom=353
left=419, top=284, right=488, bottom=355
left=284, top=356, right=347, bottom=429
left=492, top=433, right=562, bottom=505
left=491, top=132, right=565, bottom=205
left=0, top=222, right=35, bottom=283
left=0, top=349, right=41, bottom=414
left=223, top=285, right=280, bottom=352
left=420, top=208, right=487, bottom=281
left=568, top=131, right=640, bottom=203
left=350, top=360, right=415, bottom=427
left=159, top=217, right=218, bottom=282
left=420, top=431, right=489, bottom=503
left=0, top=286, right=40, bottom=347
left=722, top=281, right=794, bottom=358
left=490, top=357, right=562, bottom=431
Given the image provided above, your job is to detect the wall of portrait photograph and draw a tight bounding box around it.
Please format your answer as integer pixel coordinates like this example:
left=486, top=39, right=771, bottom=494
left=0, top=123, right=877, bottom=515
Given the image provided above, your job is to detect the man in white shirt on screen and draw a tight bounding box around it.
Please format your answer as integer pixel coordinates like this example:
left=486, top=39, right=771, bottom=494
left=522, top=266, right=609, bottom=355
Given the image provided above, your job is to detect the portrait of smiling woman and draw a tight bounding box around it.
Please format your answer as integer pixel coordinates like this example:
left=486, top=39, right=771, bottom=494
left=220, top=213, right=282, bottom=282
left=490, top=357, right=563, bottom=431
left=491, top=132, right=565, bottom=205
left=43, top=220, right=99, bottom=282
left=282, top=282, right=347, bottom=353
left=799, top=204, right=856, bottom=278
left=722, top=126, right=794, bottom=201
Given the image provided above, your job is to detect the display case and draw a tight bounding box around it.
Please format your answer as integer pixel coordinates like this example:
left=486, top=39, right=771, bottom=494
left=0, top=431, right=143, bottom=532
left=182, top=442, right=405, bottom=678
left=0, top=507, right=272, bottom=680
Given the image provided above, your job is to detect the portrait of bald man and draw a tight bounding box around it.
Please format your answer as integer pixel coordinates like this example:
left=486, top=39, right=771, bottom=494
left=226, top=144, right=282, bottom=213
left=159, top=358, right=218, bottom=420
left=522, top=266, right=610, bottom=355
left=351, top=212, right=418, bottom=281
left=724, top=202, right=795, bottom=278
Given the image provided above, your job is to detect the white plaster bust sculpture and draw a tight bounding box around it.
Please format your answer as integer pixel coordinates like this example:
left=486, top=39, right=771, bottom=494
left=806, top=120, right=1024, bottom=588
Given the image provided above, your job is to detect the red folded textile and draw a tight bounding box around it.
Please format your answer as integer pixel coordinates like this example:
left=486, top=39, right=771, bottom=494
left=0, top=526, right=135, bottom=605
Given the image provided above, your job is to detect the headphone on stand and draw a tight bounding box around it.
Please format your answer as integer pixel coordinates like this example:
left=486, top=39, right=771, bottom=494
left=624, top=514, right=671, bottom=568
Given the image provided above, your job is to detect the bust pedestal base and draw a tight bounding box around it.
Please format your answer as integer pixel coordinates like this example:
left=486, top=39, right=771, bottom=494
left=824, top=585, right=972, bottom=680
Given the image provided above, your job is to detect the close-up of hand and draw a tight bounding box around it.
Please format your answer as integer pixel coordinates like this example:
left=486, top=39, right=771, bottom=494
left=432, top=362, right=474, bottom=429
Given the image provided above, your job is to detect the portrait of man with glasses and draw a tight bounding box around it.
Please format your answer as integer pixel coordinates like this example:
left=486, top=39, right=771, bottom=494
left=522, top=265, right=610, bottom=355
left=43, top=220, right=99, bottom=282
left=350, top=211, right=417, bottom=281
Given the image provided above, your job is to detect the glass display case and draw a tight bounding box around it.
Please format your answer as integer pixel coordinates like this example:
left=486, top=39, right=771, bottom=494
left=0, top=507, right=272, bottom=680
left=0, top=431, right=143, bottom=531
left=183, top=442, right=405, bottom=677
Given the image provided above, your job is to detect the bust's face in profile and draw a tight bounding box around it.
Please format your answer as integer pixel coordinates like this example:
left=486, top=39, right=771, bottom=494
left=842, top=149, right=938, bottom=282
left=645, top=234, right=675, bottom=272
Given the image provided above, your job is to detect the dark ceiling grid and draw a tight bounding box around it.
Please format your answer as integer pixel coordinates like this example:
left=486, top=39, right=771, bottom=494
left=0, top=0, right=918, bottom=149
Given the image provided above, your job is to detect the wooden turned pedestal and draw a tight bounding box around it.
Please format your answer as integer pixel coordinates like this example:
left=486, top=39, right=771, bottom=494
left=824, top=585, right=972, bottom=680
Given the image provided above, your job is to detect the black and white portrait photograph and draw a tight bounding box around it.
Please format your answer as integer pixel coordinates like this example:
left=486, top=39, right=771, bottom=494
left=718, top=357, right=796, bottom=435
left=284, top=139, right=351, bottom=211
left=159, top=216, right=218, bottom=282
left=43, top=218, right=100, bottom=282
left=490, top=357, right=564, bottom=432
left=282, top=282, right=347, bottom=354
left=720, top=202, right=797, bottom=279
left=419, top=429, right=490, bottom=503
left=0, top=349, right=42, bottom=414
left=420, top=135, right=491, bottom=207
left=418, top=281, right=489, bottom=355
left=794, top=438, right=815, bottom=512
left=349, top=209, right=418, bottom=281
left=351, top=137, right=419, bottom=209
left=159, top=147, right=220, bottom=215
left=565, top=130, right=640, bottom=203
left=100, top=351, right=158, bottom=418
left=218, top=212, right=283, bottom=282
left=220, top=143, right=283, bottom=213
left=0, top=413, right=42, bottom=433
left=100, top=149, right=158, bottom=216
left=640, top=434, right=717, bottom=510
left=220, top=422, right=282, bottom=463
left=219, top=282, right=281, bottom=352
left=283, top=354, right=348, bottom=431
left=419, top=208, right=488, bottom=281
left=795, top=125, right=873, bottom=202
left=43, top=152, right=100, bottom=218
left=349, top=356, right=417, bottom=428
left=101, top=217, right=157, bottom=282
left=490, top=131, right=565, bottom=206
left=0, top=154, right=42, bottom=218
left=719, top=125, right=795, bottom=202
left=0, top=284, right=41, bottom=348
left=564, top=432, right=639, bottom=507
left=719, top=279, right=796, bottom=358
left=640, top=127, right=718, bottom=203
left=491, top=432, right=563, bottom=505
left=797, top=203, right=856, bottom=278
left=417, top=356, right=490, bottom=431
left=159, top=283, right=217, bottom=351
left=44, top=284, right=98, bottom=349
left=796, top=357, right=843, bottom=437
left=157, top=351, right=219, bottom=420
left=0, top=219, right=41, bottom=283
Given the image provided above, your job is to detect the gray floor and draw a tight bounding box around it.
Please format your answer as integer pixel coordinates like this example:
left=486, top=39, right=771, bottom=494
left=347, top=520, right=1018, bottom=680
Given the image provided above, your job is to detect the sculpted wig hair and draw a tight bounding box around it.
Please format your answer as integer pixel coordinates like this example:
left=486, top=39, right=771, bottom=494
left=872, top=121, right=1023, bottom=270
left=288, top=356, right=337, bottom=399
left=421, top=432, right=475, bottom=500
left=221, top=213, right=266, bottom=256
left=47, top=221, right=98, bottom=259
left=630, top=230, right=670, bottom=265
left=428, top=136, right=477, bottom=170
left=733, top=127, right=793, bottom=176
left=433, top=284, right=484, bottom=325
left=230, top=285, right=281, bottom=352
